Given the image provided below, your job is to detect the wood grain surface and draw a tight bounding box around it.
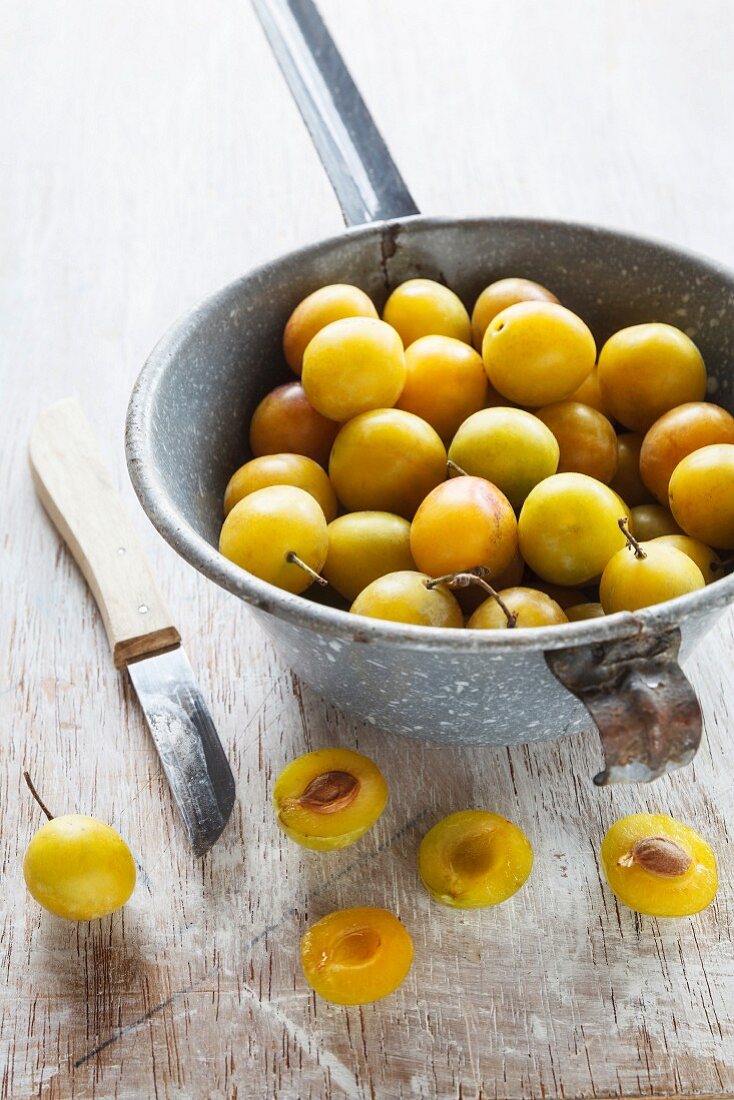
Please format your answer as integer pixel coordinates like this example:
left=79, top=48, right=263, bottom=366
left=2, top=2, right=734, bottom=1097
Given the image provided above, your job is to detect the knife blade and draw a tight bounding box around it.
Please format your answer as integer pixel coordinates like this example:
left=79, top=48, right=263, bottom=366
left=127, top=648, right=234, bottom=854
left=29, top=398, right=235, bottom=855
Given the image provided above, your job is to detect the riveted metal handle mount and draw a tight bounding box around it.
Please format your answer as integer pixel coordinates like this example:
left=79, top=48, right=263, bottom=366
left=547, top=627, right=702, bottom=785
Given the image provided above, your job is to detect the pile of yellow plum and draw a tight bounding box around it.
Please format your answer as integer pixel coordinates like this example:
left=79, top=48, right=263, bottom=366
left=219, top=277, right=734, bottom=628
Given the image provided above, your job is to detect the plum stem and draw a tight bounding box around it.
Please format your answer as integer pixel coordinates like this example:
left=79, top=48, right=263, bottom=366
left=23, top=771, right=54, bottom=820
left=618, top=517, right=646, bottom=559
left=286, top=551, right=328, bottom=586
left=446, top=459, right=468, bottom=477
left=425, top=568, right=517, bottom=628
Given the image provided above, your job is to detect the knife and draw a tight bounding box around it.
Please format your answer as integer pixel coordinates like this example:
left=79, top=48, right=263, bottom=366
left=29, top=398, right=235, bottom=855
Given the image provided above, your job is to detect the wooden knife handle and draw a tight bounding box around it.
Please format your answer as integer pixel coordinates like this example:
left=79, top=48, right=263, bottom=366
left=29, top=398, right=181, bottom=667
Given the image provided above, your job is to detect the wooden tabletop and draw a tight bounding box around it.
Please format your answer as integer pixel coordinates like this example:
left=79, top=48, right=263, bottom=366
left=3, top=1, right=734, bottom=1097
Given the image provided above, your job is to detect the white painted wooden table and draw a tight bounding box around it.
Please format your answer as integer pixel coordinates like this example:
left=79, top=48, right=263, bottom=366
left=2, top=2, right=734, bottom=1097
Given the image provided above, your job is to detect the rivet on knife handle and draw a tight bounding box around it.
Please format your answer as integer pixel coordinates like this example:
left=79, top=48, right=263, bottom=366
left=29, top=398, right=181, bottom=667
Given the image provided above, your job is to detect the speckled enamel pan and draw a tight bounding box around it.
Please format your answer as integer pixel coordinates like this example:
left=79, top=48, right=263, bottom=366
left=126, top=0, right=734, bottom=783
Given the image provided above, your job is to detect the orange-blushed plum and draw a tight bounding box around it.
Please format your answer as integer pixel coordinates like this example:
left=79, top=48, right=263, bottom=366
left=482, top=301, right=596, bottom=407
left=419, top=810, right=533, bottom=909
left=350, top=571, right=463, bottom=628
left=467, top=587, right=568, bottom=630
left=396, top=335, right=487, bottom=441
left=410, top=476, right=518, bottom=579
left=518, top=473, right=628, bottom=586
left=283, top=284, right=378, bottom=375
left=597, top=323, right=707, bottom=432
left=470, top=277, right=558, bottom=350
left=323, top=512, right=415, bottom=602
left=609, top=432, right=654, bottom=508
left=668, top=443, right=734, bottom=549
left=640, top=402, right=734, bottom=503
left=536, top=401, right=618, bottom=484
left=273, top=748, right=387, bottom=851
left=223, top=453, right=337, bottom=521
left=219, top=485, right=328, bottom=594
left=301, top=907, right=413, bottom=1004
left=302, top=317, right=405, bottom=422
left=448, top=407, right=559, bottom=511
left=249, top=382, right=339, bottom=468
left=383, top=279, right=471, bottom=347
left=329, top=409, right=447, bottom=519
left=601, top=813, right=717, bottom=917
